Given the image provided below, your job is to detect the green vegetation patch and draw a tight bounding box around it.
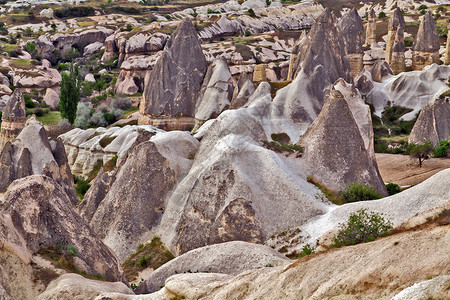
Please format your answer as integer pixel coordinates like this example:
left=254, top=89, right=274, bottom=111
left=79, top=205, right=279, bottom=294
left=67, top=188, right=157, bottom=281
left=37, top=111, right=62, bottom=126
left=339, top=182, right=381, bottom=203
left=122, top=236, right=175, bottom=282
left=307, top=176, right=344, bottom=205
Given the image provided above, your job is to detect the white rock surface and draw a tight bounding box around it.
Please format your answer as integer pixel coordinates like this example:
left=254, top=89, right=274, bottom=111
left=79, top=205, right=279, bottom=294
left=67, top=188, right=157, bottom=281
left=391, top=275, right=450, bottom=300
left=84, top=42, right=104, bottom=56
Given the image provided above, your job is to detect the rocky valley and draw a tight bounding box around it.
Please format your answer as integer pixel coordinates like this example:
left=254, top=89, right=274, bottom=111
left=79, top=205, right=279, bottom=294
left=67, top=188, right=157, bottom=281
left=0, top=0, right=449, bottom=299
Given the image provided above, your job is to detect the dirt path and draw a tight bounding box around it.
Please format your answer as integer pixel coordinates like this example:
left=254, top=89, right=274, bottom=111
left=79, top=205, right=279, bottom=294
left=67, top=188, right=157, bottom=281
left=376, top=153, right=450, bottom=186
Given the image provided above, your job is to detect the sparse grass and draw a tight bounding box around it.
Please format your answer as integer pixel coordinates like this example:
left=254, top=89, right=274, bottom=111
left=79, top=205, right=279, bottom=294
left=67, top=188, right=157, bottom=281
left=269, top=81, right=291, bottom=98
left=37, top=111, right=62, bottom=126
left=99, top=135, right=116, bottom=148
left=307, top=176, right=345, bottom=205
left=122, top=236, right=175, bottom=282
left=103, top=155, right=118, bottom=172
left=123, top=106, right=139, bottom=118
left=9, top=59, right=37, bottom=69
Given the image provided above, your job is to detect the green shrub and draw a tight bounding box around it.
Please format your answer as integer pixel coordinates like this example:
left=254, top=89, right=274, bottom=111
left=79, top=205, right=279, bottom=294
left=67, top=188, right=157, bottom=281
left=74, top=176, right=91, bottom=199
left=64, top=47, right=81, bottom=62
left=386, top=182, right=401, bottom=195
left=24, top=94, right=35, bottom=108
left=378, top=11, right=386, bottom=18
left=54, top=6, right=95, bottom=18
left=332, top=209, right=392, bottom=247
left=339, top=182, right=382, bottom=203
left=418, top=4, right=427, bottom=10
left=299, top=244, right=315, bottom=258
left=247, top=8, right=256, bottom=17
left=434, top=139, right=449, bottom=157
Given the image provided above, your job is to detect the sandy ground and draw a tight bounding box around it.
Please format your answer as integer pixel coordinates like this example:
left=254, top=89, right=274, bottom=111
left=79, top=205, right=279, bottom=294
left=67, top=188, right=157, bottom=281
left=376, top=153, right=450, bottom=186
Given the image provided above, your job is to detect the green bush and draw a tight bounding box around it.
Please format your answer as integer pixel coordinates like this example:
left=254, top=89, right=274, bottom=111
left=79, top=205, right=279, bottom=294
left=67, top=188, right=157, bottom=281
left=299, top=244, right=315, bottom=258
left=418, top=4, right=427, bottom=10
left=24, top=94, right=35, bottom=108
left=339, top=182, right=382, bottom=203
left=64, top=47, right=81, bottom=62
left=332, top=209, right=392, bottom=247
left=386, top=182, right=401, bottom=195
left=74, top=175, right=91, bottom=198
left=378, top=11, right=386, bottom=18
left=247, top=8, right=256, bottom=17
left=434, top=139, right=449, bottom=157
left=54, top=6, right=95, bottom=18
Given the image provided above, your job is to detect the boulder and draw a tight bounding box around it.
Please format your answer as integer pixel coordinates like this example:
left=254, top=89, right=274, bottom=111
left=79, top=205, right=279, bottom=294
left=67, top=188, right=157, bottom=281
left=194, top=58, right=233, bottom=127
left=84, top=73, right=96, bottom=82
left=338, top=8, right=364, bottom=77
left=298, top=89, right=387, bottom=196
left=79, top=131, right=199, bottom=261
left=139, top=18, right=207, bottom=130
left=391, top=275, right=450, bottom=300
left=1, top=175, right=125, bottom=283
left=412, top=11, right=440, bottom=70
left=408, top=97, right=450, bottom=147
left=43, top=88, right=59, bottom=108
left=252, top=64, right=267, bottom=82
left=0, top=119, right=78, bottom=205
left=36, top=274, right=133, bottom=300
left=83, top=42, right=104, bottom=56
left=355, top=70, right=374, bottom=94
left=230, top=72, right=255, bottom=109
left=135, top=241, right=289, bottom=294
left=39, top=8, right=53, bottom=18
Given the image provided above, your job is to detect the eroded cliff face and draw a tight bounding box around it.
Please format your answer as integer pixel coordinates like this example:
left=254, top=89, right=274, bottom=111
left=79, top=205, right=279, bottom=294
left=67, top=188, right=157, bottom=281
left=0, top=90, right=26, bottom=149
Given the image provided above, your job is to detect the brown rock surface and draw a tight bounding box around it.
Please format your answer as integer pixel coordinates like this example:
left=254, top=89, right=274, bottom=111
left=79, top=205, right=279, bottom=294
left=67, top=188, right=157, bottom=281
left=371, top=59, right=393, bottom=82
left=0, top=90, right=26, bottom=149
left=390, top=27, right=406, bottom=75
left=365, top=9, right=377, bottom=46
left=339, top=8, right=364, bottom=77
left=445, top=24, right=450, bottom=65
left=385, top=8, right=405, bottom=65
left=252, top=64, right=267, bottom=82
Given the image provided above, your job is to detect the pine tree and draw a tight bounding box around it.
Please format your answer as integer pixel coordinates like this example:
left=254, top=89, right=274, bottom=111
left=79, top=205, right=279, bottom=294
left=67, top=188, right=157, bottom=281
left=59, top=63, right=81, bottom=124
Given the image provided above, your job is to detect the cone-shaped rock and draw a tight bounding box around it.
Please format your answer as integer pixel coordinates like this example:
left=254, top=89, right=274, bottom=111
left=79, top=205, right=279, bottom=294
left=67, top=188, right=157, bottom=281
left=298, top=90, right=387, bottom=196
left=289, top=8, right=352, bottom=83
left=371, top=59, right=393, bottom=82
left=412, top=11, right=440, bottom=70
left=339, top=8, right=364, bottom=77
left=365, top=9, right=377, bottom=46
left=0, top=119, right=78, bottom=204
left=0, top=89, right=26, bottom=149
left=409, top=97, right=450, bottom=147
left=391, top=27, right=406, bottom=74
left=386, top=8, right=405, bottom=64
left=444, top=24, right=450, bottom=65
left=139, top=18, right=207, bottom=130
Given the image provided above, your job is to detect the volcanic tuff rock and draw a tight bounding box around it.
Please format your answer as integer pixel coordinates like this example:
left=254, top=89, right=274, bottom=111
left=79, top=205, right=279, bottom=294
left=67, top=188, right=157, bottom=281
left=59, top=125, right=164, bottom=178
left=408, top=97, right=450, bottom=147
left=445, top=24, right=450, bottom=65
left=385, top=8, right=405, bottom=65
left=194, top=57, right=234, bottom=127
left=151, top=224, right=450, bottom=300
left=338, top=8, right=364, bottom=77
left=135, top=241, right=289, bottom=294
left=79, top=131, right=199, bottom=261
left=298, top=89, right=387, bottom=196
left=365, top=9, right=377, bottom=45
left=230, top=72, right=255, bottom=109
left=391, top=26, right=406, bottom=75
left=0, top=175, right=125, bottom=283
left=355, top=70, right=374, bottom=94
left=0, top=119, right=78, bottom=204
left=139, top=18, right=207, bottom=130
left=391, top=275, right=450, bottom=300
left=0, top=90, right=26, bottom=149
left=366, top=64, right=450, bottom=120
left=36, top=274, right=133, bottom=300
left=412, top=11, right=440, bottom=70
left=371, top=59, right=393, bottom=82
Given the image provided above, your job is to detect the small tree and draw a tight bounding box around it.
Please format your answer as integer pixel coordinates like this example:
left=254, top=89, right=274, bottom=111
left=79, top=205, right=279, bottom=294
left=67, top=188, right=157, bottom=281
left=59, top=64, right=81, bottom=124
left=333, top=209, right=392, bottom=247
left=408, top=141, right=435, bottom=167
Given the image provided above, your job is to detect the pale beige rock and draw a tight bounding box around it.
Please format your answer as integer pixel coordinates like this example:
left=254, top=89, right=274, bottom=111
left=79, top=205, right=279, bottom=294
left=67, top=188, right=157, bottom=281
left=445, top=24, right=450, bottom=65
left=252, top=64, right=267, bottom=82
left=365, top=9, right=377, bottom=46
left=412, top=11, right=440, bottom=70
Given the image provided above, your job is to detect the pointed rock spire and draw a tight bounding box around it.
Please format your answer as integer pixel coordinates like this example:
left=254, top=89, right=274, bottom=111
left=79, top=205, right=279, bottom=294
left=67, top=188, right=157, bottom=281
left=365, top=9, right=377, bottom=46
left=0, top=89, right=26, bottom=149
left=412, top=11, right=440, bottom=70
left=339, top=8, right=364, bottom=77
left=390, top=26, right=406, bottom=74
left=386, top=8, right=405, bottom=64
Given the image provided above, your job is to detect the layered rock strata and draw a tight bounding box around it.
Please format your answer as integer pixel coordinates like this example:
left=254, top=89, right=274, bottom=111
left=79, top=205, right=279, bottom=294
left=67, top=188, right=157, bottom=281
left=139, top=18, right=207, bottom=131
left=0, top=90, right=26, bottom=149
left=412, top=11, right=440, bottom=70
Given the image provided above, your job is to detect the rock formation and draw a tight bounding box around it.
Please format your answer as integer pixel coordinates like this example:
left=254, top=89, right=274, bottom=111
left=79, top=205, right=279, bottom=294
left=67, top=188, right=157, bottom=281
left=445, top=24, right=450, bottom=65
left=385, top=8, right=405, bottom=65
left=36, top=274, right=133, bottom=300
left=298, top=89, right=387, bottom=196
left=371, top=59, right=393, bottom=82
left=409, top=97, right=450, bottom=146
left=0, top=90, right=26, bottom=149
left=338, top=8, right=364, bottom=77
left=135, top=241, right=288, bottom=294
left=79, top=131, right=199, bottom=261
left=59, top=125, right=163, bottom=178
left=139, top=18, right=208, bottom=131
left=0, top=175, right=125, bottom=283
left=194, top=57, right=234, bottom=129
left=0, top=119, right=78, bottom=205
left=230, top=72, right=255, bottom=109
left=390, top=27, right=406, bottom=74
left=366, top=64, right=450, bottom=119
left=252, top=64, right=267, bottom=82
left=412, top=11, right=440, bottom=70
left=365, top=9, right=377, bottom=46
